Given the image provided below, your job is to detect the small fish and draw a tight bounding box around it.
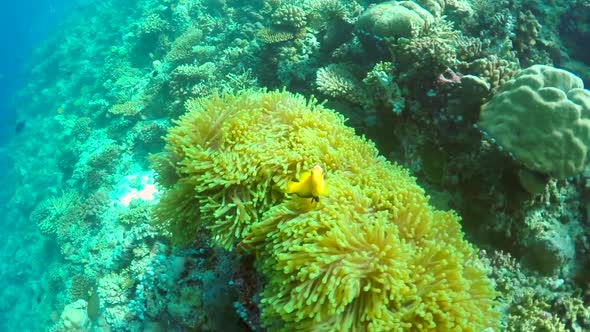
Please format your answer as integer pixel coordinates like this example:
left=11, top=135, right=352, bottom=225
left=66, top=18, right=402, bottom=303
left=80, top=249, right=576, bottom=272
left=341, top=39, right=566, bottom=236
left=286, top=165, right=326, bottom=203
left=57, top=107, right=63, bottom=114
left=15, top=120, right=25, bottom=133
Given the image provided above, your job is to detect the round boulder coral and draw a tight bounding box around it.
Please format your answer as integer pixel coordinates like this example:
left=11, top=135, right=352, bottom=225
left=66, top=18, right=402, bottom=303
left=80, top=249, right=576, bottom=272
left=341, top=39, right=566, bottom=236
left=479, top=64, right=590, bottom=178
left=356, top=1, right=434, bottom=39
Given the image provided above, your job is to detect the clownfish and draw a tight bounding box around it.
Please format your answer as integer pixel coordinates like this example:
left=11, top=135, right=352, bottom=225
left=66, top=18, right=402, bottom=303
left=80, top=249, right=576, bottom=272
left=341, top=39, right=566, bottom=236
left=286, top=165, right=326, bottom=203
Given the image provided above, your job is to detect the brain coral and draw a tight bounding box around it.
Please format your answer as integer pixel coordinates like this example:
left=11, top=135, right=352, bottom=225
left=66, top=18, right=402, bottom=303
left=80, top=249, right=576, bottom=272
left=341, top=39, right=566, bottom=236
left=153, top=90, right=497, bottom=331
left=356, top=1, right=434, bottom=39
left=479, top=64, right=590, bottom=179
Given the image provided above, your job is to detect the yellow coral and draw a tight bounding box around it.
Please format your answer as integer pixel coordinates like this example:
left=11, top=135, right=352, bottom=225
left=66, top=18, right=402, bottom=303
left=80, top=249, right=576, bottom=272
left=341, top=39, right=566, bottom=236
left=154, top=90, right=498, bottom=330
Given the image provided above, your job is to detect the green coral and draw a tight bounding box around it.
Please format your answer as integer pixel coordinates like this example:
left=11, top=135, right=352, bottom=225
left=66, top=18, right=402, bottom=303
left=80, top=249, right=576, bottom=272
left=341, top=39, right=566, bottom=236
left=479, top=64, right=590, bottom=179
left=484, top=251, right=590, bottom=331
left=315, top=63, right=366, bottom=105
left=153, top=90, right=498, bottom=330
left=271, top=5, right=307, bottom=32
left=166, top=27, right=204, bottom=63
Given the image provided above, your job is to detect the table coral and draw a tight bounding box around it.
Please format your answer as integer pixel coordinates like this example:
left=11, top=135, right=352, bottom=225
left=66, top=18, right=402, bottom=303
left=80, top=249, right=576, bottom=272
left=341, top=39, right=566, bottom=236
left=166, top=27, right=204, bottom=63
left=153, top=90, right=498, bottom=331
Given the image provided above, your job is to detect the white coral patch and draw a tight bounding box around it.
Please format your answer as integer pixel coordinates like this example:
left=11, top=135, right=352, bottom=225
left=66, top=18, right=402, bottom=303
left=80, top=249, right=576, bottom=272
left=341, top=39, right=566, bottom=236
left=113, top=171, right=158, bottom=207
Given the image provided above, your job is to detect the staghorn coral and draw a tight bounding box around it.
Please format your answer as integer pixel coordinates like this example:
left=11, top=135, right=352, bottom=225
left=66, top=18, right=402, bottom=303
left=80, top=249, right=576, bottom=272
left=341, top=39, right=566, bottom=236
left=153, top=90, right=497, bottom=331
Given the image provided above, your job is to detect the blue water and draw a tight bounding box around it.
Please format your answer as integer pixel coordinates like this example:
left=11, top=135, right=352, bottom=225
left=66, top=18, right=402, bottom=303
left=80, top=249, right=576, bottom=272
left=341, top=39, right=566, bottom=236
left=0, top=1, right=77, bottom=144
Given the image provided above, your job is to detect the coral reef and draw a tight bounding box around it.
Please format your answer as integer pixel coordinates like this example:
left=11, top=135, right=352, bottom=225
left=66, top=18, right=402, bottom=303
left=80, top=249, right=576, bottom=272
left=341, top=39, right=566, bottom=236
left=4, top=0, right=590, bottom=330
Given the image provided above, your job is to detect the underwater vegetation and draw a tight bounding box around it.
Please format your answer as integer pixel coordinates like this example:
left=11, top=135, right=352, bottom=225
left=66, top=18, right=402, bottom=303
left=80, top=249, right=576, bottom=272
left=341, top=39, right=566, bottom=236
left=0, top=0, right=590, bottom=331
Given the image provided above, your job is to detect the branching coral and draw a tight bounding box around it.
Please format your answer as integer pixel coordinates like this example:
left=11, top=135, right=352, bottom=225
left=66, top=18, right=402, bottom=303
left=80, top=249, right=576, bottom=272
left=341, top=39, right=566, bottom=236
left=169, top=62, right=218, bottom=98
left=460, top=55, right=519, bottom=93
left=315, top=63, right=366, bottom=105
left=390, top=18, right=459, bottom=75
left=483, top=251, right=590, bottom=331
left=271, top=5, right=307, bottom=32
left=153, top=90, right=498, bottom=330
left=304, top=0, right=363, bottom=28
left=31, top=191, right=84, bottom=239
left=257, top=28, right=294, bottom=44
left=138, top=13, right=169, bottom=36
left=512, top=10, right=542, bottom=66
left=363, top=61, right=405, bottom=114
left=166, top=27, right=204, bottom=63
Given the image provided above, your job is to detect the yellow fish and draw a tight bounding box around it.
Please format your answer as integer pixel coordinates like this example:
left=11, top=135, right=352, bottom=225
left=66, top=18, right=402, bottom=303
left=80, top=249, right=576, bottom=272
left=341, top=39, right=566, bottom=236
left=286, top=165, right=326, bottom=202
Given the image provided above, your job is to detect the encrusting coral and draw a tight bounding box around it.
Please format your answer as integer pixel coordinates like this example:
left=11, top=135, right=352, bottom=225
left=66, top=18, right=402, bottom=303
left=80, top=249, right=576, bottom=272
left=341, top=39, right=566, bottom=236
left=153, top=90, right=498, bottom=331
